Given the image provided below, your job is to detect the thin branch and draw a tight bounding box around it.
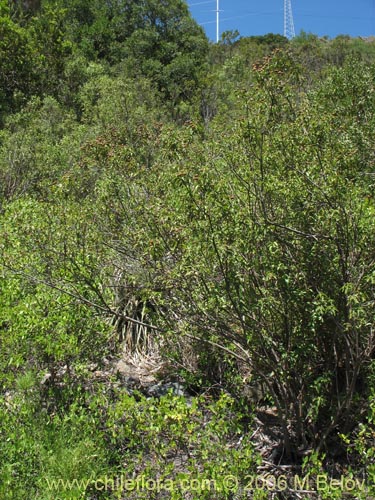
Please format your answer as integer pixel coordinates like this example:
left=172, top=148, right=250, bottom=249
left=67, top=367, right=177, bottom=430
left=182, top=332, right=249, bottom=364
left=4, top=265, right=163, bottom=332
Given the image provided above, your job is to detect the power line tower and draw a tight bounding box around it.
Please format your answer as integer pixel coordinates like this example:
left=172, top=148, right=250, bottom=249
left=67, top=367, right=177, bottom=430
left=284, top=0, right=295, bottom=40
left=216, top=0, right=220, bottom=43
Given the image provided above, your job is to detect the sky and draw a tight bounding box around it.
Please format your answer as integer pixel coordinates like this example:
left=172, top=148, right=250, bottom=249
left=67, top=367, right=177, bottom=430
left=187, top=0, right=375, bottom=41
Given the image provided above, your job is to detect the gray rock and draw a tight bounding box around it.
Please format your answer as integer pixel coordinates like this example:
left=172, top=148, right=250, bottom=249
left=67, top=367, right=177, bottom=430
left=146, top=381, right=187, bottom=398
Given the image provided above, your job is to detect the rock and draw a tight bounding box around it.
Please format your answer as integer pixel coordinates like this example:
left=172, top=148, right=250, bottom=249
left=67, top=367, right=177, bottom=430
left=118, top=374, right=141, bottom=390
left=145, top=381, right=187, bottom=398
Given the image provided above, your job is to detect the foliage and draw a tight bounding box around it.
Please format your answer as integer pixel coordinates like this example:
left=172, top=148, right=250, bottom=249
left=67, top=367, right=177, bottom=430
left=0, top=382, right=113, bottom=500
left=0, top=379, right=258, bottom=499
left=105, top=391, right=258, bottom=500
left=2, top=3, right=375, bottom=498
left=0, top=9, right=36, bottom=120
left=84, top=50, right=375, bottom=458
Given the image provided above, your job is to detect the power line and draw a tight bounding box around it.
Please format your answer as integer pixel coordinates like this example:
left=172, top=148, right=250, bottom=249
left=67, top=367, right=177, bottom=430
left=297, top=11, right=374, bottom=22
left=188, top=0, right=221, bottom=42
left=190, top=0, right=374, bottom=40
left=188, top=1, right=214, bottom=6
left=189, top=1, right=285, bottom=39
left=199, top=10, right=281, bottom=26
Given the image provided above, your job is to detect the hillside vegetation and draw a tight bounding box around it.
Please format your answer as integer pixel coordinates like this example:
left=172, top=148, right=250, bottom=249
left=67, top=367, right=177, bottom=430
left=1, top=1, right=375, bottom=498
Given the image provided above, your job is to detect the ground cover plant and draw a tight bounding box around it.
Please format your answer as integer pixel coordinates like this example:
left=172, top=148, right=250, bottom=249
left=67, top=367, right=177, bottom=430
left=1, top=1, right=375, bottom=498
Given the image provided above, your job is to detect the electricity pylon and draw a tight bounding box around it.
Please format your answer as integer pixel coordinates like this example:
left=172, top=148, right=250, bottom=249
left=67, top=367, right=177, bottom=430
left=284, top=0, right=295, bottom=40
left=216, top=0, right=220, bottom=43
